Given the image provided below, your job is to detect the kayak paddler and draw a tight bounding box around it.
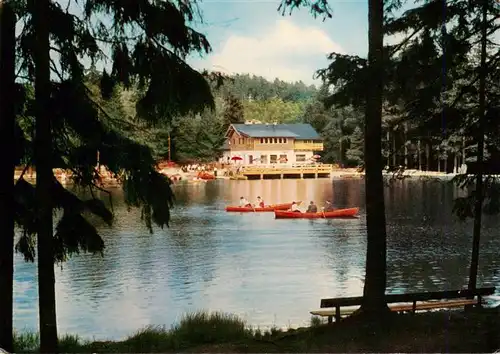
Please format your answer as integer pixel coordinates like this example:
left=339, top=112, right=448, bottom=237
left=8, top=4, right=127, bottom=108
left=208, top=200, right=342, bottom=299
left=290, top=201, right=301, bottom=213
left=239, top=197, right=251, bottom=207
left=306, top=201, right=318, bottom=213
left=324, top=200, right=334, bottom=212
left=256, top=196, right=265, bottom=208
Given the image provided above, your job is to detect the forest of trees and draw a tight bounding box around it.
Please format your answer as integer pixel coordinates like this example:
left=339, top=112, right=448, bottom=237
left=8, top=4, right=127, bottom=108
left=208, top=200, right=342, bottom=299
left=104, top=67, right=494, bottom=171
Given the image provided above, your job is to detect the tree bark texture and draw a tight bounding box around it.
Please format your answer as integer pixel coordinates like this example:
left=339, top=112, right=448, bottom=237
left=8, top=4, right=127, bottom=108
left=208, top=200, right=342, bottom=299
left=34, top=0, right=59, bottom=351
left=468, top=0, right=488, bottom=292
left=0, top=2, right=16, bottom=352
left=361, top=0, right=389, bottom=315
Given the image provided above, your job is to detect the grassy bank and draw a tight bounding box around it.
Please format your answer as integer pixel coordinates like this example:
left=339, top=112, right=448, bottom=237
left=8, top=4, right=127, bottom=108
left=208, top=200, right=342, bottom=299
left=12, top=308, right=499, bottom=353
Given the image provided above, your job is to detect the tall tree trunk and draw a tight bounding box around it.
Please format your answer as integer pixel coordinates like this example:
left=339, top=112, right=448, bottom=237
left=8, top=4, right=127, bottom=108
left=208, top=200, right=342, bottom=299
left=403, top=123, right=408, bottom=167
left=454, top=153, right=458, bottom=174
left=34, top=0, right=59, bottom=352
left=462, top=136, right=466, bottom=166
left=361, top=0, right=389, bottom=316
left=391, top=128, right=396, bottom=167
left=417, top=139, right=421, bottom=170
left=386, top=131, right=390, bottom=167
left=0, top=2, right=16, bottom=352
left=468, top=0, right=488, bottom=292
left=444, top=156, right=447, bottom=174
left=339, top=137, right=343, bottom=167
left=425, top=142, right=430, bottom=171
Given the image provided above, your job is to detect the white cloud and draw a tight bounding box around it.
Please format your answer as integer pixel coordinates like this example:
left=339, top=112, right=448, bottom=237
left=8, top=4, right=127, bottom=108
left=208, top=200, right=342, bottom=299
left=204, top=19, right=344, bottom=84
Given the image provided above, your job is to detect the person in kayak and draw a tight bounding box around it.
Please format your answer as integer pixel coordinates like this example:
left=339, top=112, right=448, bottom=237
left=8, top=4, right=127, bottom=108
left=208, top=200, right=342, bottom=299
left=256, top=196, right=265, bottom=208
left=290, top=201, right=301, bottom=212
left=306, top=201, right=318, bottom=213
left=239, top=197, right=251, bottom=207
left=323, top=201, right=334, bottom=212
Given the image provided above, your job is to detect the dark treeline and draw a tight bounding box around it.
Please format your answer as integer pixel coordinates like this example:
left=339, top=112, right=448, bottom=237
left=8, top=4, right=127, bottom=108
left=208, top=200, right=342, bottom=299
left=82, top=72, right=319, bottom=163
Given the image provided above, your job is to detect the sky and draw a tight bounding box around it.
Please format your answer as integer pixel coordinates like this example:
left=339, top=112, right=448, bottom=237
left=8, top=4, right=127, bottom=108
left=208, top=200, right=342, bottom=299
left=186, top=1, right=371, bottom=85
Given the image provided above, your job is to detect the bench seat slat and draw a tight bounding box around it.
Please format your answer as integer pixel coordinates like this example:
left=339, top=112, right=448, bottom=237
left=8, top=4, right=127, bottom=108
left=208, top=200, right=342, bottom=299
left=310, top=298, right=479, bottom=318
left=320, top=287, right=495, bottom=308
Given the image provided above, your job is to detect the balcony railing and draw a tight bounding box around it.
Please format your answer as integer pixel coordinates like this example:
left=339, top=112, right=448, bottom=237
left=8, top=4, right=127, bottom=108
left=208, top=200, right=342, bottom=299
left=293, top=142, right=324, bottom=151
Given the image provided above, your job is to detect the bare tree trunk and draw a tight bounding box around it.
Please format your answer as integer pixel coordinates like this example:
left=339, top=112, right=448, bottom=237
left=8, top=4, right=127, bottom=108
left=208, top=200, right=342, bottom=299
left=34, top=0, right=59, bottom=352
left=425, top=142, right=430, bottom=171
left=403, top=123, right=408, bottom=167
left=339, top=137, right=343, bottom=167
left=361, top=0, right=389, bottom=317
left=444, top=156, right=447, bottom=174
left=462, top=136, right=466, bottom=165
left=386, top=130, right=390, bottom=166
left=0, top=2, right=16, bottom=352
left=392, top=128, right=396, bottom=167
left=417, top=139, right=421, bottom=170
left=468, top=0, right=488, bottom=292
left=454, top=153, right=458, bottom=174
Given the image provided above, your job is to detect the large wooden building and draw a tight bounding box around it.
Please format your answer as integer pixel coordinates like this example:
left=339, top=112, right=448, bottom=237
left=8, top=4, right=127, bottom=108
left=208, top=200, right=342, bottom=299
left=221, top=123, right=324, bottom=165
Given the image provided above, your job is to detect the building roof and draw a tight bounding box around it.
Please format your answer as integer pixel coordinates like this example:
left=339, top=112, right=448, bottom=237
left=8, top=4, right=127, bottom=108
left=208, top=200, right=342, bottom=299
left=231, top=123, right=322, bottom=140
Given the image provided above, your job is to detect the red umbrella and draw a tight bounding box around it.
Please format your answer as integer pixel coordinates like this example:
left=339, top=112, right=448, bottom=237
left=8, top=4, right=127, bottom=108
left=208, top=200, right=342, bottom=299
left=231, top=156, right=243, bottom=161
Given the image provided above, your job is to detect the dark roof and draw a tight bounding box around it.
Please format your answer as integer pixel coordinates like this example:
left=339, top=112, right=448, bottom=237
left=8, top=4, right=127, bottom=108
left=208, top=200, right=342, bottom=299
left=232, top=123, right=322, bottom=140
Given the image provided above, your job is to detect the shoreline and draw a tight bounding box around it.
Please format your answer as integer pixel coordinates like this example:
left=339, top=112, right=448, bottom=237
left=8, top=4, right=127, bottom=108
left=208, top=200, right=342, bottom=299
left=13, top=167, right=475, bottom=186
left=10, top=308, right=499, bottom=353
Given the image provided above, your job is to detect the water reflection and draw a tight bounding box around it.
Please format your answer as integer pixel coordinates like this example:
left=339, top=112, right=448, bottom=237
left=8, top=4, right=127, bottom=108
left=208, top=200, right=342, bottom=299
left=13, top=178, right=500, bottom=339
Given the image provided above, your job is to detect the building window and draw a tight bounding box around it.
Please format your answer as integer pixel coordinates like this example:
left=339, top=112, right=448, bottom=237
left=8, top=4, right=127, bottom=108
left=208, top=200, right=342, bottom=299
left=261, top=155, right=268, bottom=164
left=265, top=138, right=268, bottom=144
left=260, top=138, right=264, bottom=143
left=296, top=154, right=306, bottom=162
left=270, top=155, right=277, bottom=164
left=273, top=138, right=277, bottom=143
left=284, top=138, right=287, bottom=143
left=279, top=154, right=287, bottom=163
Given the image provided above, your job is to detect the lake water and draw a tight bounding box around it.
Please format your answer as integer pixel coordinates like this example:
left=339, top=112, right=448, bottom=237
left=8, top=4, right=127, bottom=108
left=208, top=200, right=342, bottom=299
left=13, top=178, right=500, bottom=339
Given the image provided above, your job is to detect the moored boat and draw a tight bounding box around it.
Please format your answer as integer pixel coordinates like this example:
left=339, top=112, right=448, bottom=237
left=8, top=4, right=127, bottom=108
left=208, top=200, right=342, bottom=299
left=274, top=207, right=359, bottom=219
left=198, top=172, right=216, bottom=180
left=225, top=201, right=302, bottom=212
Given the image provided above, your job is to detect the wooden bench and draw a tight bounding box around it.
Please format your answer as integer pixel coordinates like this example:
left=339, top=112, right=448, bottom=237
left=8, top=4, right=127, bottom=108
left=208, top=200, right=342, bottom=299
left=310, top=287, right=496, bottom=323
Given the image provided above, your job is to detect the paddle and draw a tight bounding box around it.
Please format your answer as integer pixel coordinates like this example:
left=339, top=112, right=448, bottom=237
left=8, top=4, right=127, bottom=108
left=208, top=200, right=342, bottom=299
left=321, top=207, right=326, bottom=219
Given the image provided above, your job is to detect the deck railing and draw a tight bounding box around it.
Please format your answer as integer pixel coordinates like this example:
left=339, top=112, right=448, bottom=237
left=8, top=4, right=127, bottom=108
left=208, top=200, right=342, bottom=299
left=242, top=164, right=332, bottom=175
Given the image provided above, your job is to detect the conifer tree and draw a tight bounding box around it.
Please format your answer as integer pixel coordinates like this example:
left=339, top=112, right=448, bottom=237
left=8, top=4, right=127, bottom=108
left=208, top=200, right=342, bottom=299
left=1, top=0, right=217, bottom=351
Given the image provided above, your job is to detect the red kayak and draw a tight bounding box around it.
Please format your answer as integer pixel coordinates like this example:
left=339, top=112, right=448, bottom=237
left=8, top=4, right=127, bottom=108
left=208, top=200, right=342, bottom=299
left=274, top=207, right=360, bottom=219
left=225, top=201, right=302, bottom=212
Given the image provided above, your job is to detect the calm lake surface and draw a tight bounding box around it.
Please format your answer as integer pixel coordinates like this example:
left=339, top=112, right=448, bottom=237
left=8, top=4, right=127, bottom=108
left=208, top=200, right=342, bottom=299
left=13, top=178, right=500, bottom=339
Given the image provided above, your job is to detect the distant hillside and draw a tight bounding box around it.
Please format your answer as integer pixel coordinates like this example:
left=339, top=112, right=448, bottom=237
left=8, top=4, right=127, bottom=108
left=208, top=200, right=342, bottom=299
left=214, top=74, right=318, bottom=103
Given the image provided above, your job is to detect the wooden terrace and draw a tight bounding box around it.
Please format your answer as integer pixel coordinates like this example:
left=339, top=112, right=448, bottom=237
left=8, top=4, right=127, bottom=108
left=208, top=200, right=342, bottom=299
left=240, top=164, right=332, bottom=180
